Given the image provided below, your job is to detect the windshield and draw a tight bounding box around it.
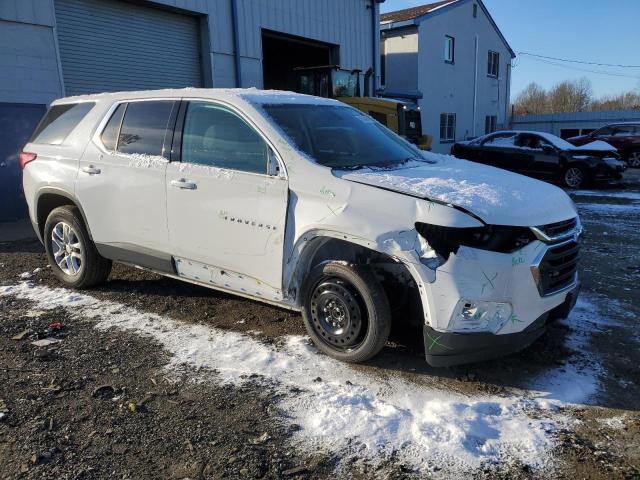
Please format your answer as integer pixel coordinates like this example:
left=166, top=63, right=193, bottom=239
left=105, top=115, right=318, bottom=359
left=262, top=104, right=422, bottom=169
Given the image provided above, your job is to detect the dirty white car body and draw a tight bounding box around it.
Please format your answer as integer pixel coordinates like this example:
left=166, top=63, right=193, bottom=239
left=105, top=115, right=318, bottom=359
left=22, top=88, right=582, bottom=366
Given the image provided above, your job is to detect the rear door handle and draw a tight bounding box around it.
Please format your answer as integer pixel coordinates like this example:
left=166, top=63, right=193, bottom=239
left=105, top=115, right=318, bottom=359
left=170, top=179, right=197, bottom=190
left=82, top=166, right=101, bottom=175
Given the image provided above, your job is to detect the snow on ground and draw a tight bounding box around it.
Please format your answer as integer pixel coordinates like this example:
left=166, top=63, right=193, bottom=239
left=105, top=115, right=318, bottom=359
left=0, top=282, right=608, bottom=475
left=573, top=190, right=640, bottom=202
left=527, top=297, right=605, bottom=404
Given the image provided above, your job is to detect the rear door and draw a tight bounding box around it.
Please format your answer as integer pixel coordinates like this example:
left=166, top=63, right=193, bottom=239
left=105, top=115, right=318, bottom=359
left=165, top=100, right=288, bottom=292
left=77, top=99, right=177, bottom=261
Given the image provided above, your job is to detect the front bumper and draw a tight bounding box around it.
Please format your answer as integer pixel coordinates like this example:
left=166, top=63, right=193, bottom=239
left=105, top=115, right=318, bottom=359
left=424, top=284, right=580, bottom=367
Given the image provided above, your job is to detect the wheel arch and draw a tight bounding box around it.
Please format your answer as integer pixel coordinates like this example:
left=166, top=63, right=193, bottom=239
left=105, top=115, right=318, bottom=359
left=285, top=233, right=424, bottom=328
left=35, top=188, right=93, bottom=242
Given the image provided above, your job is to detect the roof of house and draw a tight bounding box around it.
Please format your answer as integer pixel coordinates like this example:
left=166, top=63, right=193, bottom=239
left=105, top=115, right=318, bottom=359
left=380, top=0, right=457, bottom=23
left=380, top=0, right=515, bottom=58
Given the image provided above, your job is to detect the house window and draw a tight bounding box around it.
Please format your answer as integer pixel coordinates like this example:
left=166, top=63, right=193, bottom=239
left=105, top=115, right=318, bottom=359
left=485, top=115, right=497, bottom=134
left=487, top=50, right=499, bottom=77
left=444, top=36, right=455, bottom=63
left=473, top=3, right=477, bottom=17
left=440, top=113, right=456, bottom=142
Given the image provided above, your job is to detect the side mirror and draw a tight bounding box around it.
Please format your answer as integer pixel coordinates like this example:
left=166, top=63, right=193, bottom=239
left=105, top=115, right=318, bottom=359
left=542, top=145, right=555, bottom=154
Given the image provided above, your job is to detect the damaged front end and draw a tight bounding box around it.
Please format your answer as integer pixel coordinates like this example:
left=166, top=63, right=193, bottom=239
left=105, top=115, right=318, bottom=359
left=411, top=218, right=582, bottom=367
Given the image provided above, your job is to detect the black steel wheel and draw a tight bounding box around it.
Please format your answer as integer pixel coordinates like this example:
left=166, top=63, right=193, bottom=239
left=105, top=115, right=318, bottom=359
left=301, top=262, right=391, bottom=363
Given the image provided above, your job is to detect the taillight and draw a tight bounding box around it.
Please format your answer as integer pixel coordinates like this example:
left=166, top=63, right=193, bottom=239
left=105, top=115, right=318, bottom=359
left=450, top=144, right=457, bottom=156
left=19, top=151, right=37, bottom=170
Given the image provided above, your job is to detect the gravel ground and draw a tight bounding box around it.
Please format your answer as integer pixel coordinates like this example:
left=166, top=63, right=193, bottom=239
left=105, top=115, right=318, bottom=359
left=1, top=170, right=639, bottom=479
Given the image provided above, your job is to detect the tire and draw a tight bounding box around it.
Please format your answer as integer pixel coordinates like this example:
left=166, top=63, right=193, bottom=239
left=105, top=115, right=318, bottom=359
left=563, top=165, right=589, bottom=189
left=43, top=206, right=112, bottom=289
left=301, top=262, right=391, bottom=363
left=626, top=151, right=640, bottom=168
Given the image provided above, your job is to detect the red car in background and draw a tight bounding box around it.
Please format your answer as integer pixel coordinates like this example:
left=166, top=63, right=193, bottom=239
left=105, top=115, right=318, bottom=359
left=566, top=123, right=640, bottom=167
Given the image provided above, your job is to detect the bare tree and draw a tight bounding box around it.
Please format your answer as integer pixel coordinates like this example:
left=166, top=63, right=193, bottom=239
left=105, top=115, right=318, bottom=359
left=513, top=82, right=548, bottom=116
left=547, top=78, right=592, bottom=113
left=591, top=91, right=640, bottom=111
left=513, top=78, right=640, bottom=115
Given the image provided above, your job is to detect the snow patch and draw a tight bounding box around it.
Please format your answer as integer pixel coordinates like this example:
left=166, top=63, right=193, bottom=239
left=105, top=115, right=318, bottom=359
left=125, top=153, right=169, bottom=169
left=336, top=155, right=575, bottom=225
left=0, top=282, right=609, bottom=475
left=528, top=298, right=605, bottom=404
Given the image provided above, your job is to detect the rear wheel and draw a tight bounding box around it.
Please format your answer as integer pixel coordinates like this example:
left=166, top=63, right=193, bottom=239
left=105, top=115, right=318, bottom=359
left=301, top=262, right=391, bottom=363
left=627, top=152, right=640, bottom=168
left=563, top=165, right=589, bottom=189
left=44, top=206, right=112, bottom=289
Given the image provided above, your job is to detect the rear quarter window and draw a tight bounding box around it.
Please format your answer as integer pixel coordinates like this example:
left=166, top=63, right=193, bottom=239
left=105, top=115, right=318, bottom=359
left=29, top=102, right=95, bottom=145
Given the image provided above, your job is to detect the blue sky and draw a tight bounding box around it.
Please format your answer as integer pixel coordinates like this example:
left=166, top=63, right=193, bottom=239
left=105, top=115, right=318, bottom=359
left=381, top=0, right=640, bottom=99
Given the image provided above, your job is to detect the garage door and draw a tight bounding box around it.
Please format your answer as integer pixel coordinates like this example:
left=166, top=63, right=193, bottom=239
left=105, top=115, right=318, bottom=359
left=55, top=0, right=202, bottom=95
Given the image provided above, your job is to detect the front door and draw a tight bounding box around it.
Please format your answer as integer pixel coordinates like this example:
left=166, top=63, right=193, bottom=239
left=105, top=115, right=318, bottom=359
left=166, top=101, right=288, bottom=292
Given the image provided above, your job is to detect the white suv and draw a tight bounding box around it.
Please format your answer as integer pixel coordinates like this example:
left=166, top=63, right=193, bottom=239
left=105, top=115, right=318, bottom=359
left=21, top=88, right=582, bottom=366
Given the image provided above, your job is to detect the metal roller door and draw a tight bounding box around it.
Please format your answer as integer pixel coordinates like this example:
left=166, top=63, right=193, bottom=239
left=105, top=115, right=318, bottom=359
left=55, top=0, right=202, bottom=95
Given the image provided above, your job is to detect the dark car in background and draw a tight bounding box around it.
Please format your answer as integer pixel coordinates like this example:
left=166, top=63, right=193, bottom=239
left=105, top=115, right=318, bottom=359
left=450, top=130, right=627, bottom=188
left=567, top=123, right=640, bottom=167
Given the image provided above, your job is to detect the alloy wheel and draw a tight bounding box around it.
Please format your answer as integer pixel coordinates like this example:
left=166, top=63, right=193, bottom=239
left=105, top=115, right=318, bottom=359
left=564, top=167, right=584, bottom=188
left=628, top=152, right=640, bottom=168
left=51, top=221, right=83, bottom=276
left=309, top=277, right=368, bottom=351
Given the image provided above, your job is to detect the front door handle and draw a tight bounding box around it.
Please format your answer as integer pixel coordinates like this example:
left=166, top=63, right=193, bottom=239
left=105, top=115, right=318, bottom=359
left=82, top=165, right=101, bottom=175
left=170, top=179, right=197, bottom=190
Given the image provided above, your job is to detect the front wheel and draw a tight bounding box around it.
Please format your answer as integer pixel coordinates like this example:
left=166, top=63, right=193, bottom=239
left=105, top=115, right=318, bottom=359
left=627, top=152, right=640, bottom=168
left=44, top=206, right=112, bottom=289
left=301, top=262, right=391, bottom=363
left=563, top=165, right=589, bottom=189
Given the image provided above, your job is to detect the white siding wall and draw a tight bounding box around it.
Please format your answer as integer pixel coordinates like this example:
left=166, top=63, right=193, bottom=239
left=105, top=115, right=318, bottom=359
left=381, top=26, right=418, bottom=92
left=417, top=1, right=512, bottom=152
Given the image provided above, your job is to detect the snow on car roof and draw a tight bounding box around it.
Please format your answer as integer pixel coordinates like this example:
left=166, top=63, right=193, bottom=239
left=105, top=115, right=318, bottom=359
left=474, top=130, right=575, bottom=150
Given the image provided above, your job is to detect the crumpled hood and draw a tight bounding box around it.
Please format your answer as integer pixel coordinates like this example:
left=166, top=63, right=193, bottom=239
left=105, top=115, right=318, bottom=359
left=335, top=156, right=577, bottom=226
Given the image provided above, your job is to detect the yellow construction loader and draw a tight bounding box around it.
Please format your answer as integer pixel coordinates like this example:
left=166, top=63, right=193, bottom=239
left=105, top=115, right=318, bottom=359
left=293, top=65, right=432, bottom=150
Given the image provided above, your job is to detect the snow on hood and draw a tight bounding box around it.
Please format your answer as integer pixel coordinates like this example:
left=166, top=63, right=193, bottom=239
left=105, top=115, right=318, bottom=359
left=335, top=154, right=577, bottom=226
left=572, top=140, right=617, bottom=152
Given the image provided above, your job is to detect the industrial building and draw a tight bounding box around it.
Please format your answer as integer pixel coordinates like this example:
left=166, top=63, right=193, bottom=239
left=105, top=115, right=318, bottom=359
left=0, top=0, right=384, bottom=221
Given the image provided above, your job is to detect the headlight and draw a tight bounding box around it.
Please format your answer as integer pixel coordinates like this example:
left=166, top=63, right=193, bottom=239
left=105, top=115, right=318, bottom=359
left=604, top=157, right=623, bottom=167
left=449, top=299, right=512, bottom=333
left=415, top=223, right=535, bottom=260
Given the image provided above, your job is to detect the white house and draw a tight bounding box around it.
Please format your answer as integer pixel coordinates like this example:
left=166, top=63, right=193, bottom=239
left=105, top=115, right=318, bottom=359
left=380, top=0, right=515, bottom=153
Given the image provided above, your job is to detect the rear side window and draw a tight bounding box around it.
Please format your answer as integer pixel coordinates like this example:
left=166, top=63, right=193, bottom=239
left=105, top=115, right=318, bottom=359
left=181, top=101, right=268, bottom=174
left=100, top=104, right=126, bottom=151
left=118, top=101, right=175, bottom=156
left=29, top=102, right=95, bottom=145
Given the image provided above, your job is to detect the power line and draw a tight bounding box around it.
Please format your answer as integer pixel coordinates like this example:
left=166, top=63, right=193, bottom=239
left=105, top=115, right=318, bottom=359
left=518, top=52, right=640, bottom=69
left=519, top=56, right=640, bottom=80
